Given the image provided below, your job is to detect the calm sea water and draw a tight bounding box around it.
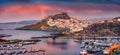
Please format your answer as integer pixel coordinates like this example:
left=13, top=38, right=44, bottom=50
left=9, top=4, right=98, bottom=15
left=0, top=24, right=81, bottom=55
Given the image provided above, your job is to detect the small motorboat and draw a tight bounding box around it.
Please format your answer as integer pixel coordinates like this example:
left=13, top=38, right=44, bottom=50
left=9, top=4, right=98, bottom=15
left=80, top=50, right=88, bottom=55
left=80, top=44, right=85, bottom=48
left=103, top=50, right=110, bottom=55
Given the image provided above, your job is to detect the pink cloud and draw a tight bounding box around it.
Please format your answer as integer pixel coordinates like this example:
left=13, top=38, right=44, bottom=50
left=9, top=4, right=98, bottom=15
left=0, top=4, right=104, bottom=16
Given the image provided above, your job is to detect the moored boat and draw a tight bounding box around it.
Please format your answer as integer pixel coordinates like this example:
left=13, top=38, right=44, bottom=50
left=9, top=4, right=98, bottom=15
left=80, top=50, right=88, bottom=55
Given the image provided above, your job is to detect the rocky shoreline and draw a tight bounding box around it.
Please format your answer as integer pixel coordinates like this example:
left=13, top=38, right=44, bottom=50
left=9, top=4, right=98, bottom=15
left=0, top=34, right=12, bottom=38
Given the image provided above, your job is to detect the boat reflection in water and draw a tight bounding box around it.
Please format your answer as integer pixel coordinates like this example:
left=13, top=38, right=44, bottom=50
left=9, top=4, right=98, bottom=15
left=46, top=38, right=68, bottom=50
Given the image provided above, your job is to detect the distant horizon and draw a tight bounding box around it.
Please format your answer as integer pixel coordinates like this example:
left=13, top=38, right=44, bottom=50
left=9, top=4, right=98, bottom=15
left=0, top=16, right=114, bottom=23
left=0, top=19, right=41, bottom=23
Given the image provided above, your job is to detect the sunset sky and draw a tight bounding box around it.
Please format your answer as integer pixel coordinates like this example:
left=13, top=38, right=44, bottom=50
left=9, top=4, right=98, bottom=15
left=0, top=0, right=120, bottom=23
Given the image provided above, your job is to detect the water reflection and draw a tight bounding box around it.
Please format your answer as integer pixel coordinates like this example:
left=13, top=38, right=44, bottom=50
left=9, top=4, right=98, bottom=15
left=46, top=38, right=68, bottom=50
left=31, top=38, right=80, bottom=55
left=0, top=24, right=81, bottom=55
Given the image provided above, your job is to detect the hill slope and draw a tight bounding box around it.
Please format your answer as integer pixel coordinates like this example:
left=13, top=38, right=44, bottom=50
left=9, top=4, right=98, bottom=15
left=17, top=12, right=89, bottom=32
left=80, top=18, right=120, bottom=36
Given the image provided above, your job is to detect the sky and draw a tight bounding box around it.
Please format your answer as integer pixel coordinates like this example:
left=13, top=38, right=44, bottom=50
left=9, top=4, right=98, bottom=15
left=0, top=0, right=120, bottom=23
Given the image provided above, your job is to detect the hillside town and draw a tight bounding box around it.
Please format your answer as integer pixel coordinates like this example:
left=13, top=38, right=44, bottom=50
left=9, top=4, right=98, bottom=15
left=46, top=14, right=90, bottom=32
